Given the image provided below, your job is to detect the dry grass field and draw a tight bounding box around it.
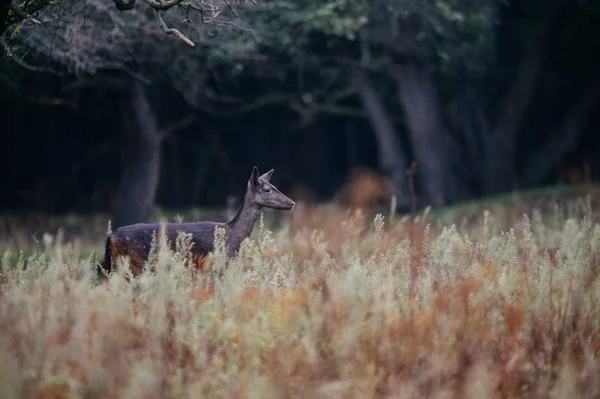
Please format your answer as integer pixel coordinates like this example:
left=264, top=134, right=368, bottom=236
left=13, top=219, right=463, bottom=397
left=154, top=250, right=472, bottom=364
left=1, top=192, right=600, bottom=398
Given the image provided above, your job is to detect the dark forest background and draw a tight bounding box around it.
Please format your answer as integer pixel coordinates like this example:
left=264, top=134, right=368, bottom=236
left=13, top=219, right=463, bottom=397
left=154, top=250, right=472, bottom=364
left=1, top=0, right=600, bottom=229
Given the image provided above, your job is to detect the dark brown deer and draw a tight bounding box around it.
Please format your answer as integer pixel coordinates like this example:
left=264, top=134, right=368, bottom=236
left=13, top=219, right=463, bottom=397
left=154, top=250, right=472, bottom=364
left=99, top=166, right=295, bottom=278
left=336, top=167, right=393, bottom=212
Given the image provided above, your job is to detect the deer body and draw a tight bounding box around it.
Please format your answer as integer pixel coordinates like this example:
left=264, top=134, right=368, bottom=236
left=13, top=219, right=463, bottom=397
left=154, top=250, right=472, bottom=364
left=100, top=167, right=294, bottom=278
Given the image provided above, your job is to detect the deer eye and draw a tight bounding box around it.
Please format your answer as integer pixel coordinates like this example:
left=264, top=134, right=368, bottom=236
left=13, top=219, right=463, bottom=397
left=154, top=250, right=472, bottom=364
left=263, top=185, right=271, bottom=192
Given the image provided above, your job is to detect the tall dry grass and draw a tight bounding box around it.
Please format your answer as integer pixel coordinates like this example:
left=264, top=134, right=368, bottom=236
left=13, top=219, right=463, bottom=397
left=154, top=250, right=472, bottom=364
left=1, top=200, right=600, bottom=398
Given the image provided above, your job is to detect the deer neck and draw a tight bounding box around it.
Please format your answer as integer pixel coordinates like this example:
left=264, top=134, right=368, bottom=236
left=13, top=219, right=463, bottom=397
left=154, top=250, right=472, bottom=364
left=226, top=189, right=262, bottom=247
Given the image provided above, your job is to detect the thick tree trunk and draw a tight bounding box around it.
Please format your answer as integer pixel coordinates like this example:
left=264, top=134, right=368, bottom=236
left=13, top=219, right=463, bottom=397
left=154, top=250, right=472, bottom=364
left=446, top=84, right=489, bottom=194
left=520, top=72, right=600, bottom=187
left=351, top=66, right=413, bottom=210
left=392, top=64, right=465, bottom=206
left=483, top=53, right=544, bottom=194
left=483, top=0, right=572, bottom=195
left=112, top=80, right=162, bottom=229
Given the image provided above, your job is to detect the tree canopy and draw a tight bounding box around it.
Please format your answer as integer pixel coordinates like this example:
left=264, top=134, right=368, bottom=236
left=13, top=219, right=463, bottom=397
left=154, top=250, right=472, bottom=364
left=2, top=0, right=600, bottom=218
left=2, top=0, right=266, bottom=106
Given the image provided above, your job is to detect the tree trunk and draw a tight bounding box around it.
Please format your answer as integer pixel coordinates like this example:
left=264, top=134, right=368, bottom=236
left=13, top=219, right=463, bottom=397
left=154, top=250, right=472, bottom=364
left=112, top=80, right=162, bottom=229
left=351, top=66, right=413, bottom=210
left=483, top=51, right=544, bottom=194
left=520, top=72, right=600, bottom=187
left=483, top=0, right=572, bottom=195
left=446, top=84, right=489, bottom=194
left=392, top=64, right=465, bottom=206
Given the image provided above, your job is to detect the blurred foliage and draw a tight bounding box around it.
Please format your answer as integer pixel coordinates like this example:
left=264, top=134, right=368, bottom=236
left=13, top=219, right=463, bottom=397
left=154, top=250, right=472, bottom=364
left=3, top=0, right=600, bottom=212
left=2, top=0, right=262, bottom=106
left=4, top=0, right=504, bottom=99
left=241, top=0, right=501, bottom=77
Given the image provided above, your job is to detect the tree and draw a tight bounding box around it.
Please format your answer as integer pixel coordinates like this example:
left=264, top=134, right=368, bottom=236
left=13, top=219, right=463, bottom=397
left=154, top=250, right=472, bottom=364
left=238, top=0, right=500, bottom=207
left=365, top=0, right=600, bottom=201
left=241, top=0, right=600, bottom=207
left=1, top=0, right=255, bottom=46
left=1, top=0, right=58, bottom=37
left=4, top=0, right=261, bottom=227
left=6, top=0, right=600, bottom=216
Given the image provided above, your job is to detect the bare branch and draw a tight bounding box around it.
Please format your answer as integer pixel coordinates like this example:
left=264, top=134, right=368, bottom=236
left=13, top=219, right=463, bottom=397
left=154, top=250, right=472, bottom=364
left=153, top=8, right=195, bottom=46
left=8, top=0, right=260, bottom=104
left=222, top=0, right=243, bottom=20
left=186, top=2, right=220, bottom=21
left=143, top=0, right=184, bottom=11
left=214, top=18, right=252, bottom=32
left=202, top=10, right=221, bottom=24
left=3, top=0, right=51, bottom=32
left=10, top=5, right=42, bottom=25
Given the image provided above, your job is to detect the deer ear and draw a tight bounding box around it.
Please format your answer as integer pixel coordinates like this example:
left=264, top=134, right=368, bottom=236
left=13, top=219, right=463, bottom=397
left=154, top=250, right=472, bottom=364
left=250, top=166, right=259, bottom=186
left=261, top=169, right=274, bottom=181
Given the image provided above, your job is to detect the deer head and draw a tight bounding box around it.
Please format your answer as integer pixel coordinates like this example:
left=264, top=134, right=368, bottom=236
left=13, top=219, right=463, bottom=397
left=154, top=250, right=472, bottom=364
left=248, top=166, right=295, bottom=210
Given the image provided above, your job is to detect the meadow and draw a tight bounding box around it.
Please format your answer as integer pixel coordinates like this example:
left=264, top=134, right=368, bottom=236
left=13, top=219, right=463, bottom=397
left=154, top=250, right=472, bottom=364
left=1, top=188, right=600, bottom=398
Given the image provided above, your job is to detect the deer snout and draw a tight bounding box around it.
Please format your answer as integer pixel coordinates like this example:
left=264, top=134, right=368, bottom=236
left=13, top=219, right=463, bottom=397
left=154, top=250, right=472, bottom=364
left=284, top=198, right=295, bottom=210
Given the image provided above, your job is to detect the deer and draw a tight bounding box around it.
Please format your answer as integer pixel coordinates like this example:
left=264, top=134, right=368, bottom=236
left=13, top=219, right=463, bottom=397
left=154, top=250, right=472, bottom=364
left=336, top=167, right=393, bottom=213
left=99, top=166, right=295, bottom=279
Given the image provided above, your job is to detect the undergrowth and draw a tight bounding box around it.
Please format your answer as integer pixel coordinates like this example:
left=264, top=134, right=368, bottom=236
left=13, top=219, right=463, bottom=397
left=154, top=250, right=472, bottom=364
left=1, top=200, right=600, bottom=398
